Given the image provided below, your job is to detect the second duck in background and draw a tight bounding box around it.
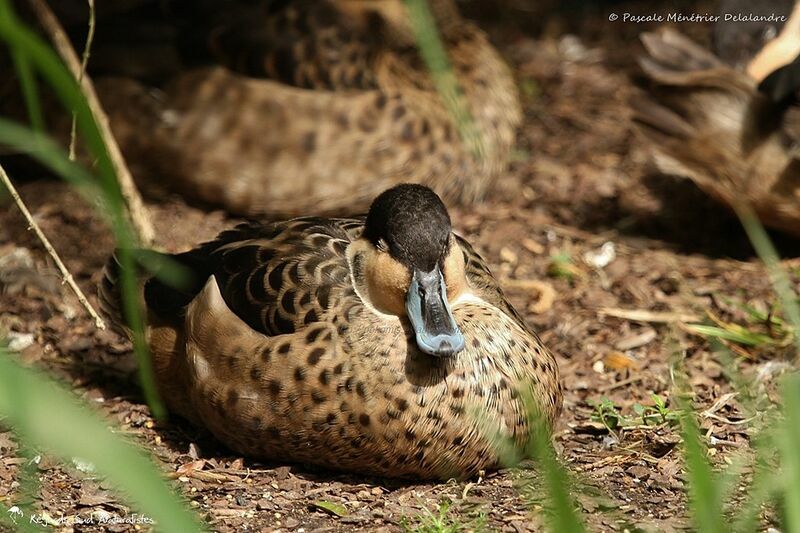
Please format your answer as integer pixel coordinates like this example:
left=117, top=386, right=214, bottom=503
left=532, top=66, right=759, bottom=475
left=88, top=0, right=522, bottom=216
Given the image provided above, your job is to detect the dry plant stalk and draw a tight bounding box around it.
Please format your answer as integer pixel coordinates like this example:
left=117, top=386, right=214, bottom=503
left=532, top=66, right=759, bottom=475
left=26, top=0, right=155, bottom=245
left=68, top=0, right=95, bottom=161
left=0, top=163, right=106, bottom=329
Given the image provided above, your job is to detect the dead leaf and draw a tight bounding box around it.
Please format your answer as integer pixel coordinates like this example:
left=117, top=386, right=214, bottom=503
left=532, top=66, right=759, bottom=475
left=169, top=460, right=206, bottom=479
left=603, top=350, right=641, bottom=371
left=615, top=328, right=656, bottom=351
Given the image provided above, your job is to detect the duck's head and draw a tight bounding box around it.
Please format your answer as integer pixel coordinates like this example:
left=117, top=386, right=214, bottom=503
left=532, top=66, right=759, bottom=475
left=353, top=184, right=467, bottom=358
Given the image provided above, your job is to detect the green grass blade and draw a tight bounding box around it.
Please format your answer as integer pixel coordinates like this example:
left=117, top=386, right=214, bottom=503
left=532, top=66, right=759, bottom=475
left=684, top=323, right=775, bottom=347
left=0, top=348, right=205, bottom=531
left=529, top=432, right=585, bottom=532
left=679, top=407, right=726, bottom=533
left=0, top=2, right=165, bottom=418
left=10, top=49, right=44, bottom=132
left=0, top=1, right=121, bottom=210
left=0, top=1, right=44, bottom=132
left=781, top=375, right=800, bottom=533
left=732, top=441, right=780, bottom=533
left=0, top=118, right=164, bottom=419
left=0, top=118, right=99, bottom=191
left=404, top=0, right=486, bottom=160
left=733, top=204, right=800, bottom=345
left=523, top=402, right=585, bottom=533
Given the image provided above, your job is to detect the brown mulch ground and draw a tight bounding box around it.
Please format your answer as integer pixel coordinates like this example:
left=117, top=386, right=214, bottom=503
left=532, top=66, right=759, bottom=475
left=0, top=4, right=796, bottom=532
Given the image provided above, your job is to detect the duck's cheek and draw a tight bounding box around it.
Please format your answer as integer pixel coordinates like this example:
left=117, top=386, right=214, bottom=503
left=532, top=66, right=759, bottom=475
left=365, top=252, right=411, bottom=316
left=348, top=241, right=408, bottom=316
left=442, top=242, right=468, bottom=300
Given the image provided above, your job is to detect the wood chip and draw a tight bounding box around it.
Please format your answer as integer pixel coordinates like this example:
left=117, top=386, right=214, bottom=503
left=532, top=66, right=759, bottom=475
left=570, top=421, right=609, bottom=435
left=615, top=328, right=657, bottom=351
left=521, top=238, right=545, bottom=254
left=503, top=279, right=556, bottom=313
left=500, top=247, right=518, bottom=264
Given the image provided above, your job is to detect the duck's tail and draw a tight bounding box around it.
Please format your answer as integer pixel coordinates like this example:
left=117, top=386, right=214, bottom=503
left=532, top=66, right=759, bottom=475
left=98, top=248, right=211, bottom=339
left=98, top=250, right=139, bottom=339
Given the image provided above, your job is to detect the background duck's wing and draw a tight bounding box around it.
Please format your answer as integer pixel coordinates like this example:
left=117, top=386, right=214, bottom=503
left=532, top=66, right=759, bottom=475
left=79, top=0, right=383, bottom=89
left=201, top=0, right=382, bottom=89
left=143, top=218, right=358, bottom=336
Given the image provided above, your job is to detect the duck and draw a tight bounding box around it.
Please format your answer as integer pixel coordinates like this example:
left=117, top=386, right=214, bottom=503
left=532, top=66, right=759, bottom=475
left=98, top=184, right=562, bottom=479
left=84, top=0, right=521, bottom=217
left=633, top=25, right=800, bottom=237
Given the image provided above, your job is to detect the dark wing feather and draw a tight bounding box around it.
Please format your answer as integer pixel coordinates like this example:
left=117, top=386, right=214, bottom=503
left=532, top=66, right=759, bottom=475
left=144, top=218, right=357, bottom=336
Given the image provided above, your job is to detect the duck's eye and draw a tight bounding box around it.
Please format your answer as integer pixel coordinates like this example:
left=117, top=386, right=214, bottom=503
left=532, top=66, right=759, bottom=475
left=376, top=238, right=389, bottom=253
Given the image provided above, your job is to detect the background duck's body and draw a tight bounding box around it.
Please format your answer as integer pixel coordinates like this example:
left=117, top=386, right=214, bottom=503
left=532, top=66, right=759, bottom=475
left=88, top=0, right=521, bottom=216
left=99, top=201, right=561, bottom=479
left=633, top=29, right=800, bottom=236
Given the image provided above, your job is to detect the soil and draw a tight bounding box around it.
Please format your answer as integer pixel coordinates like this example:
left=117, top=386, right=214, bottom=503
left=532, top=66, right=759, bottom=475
left=0, top=3, right=795, bottom=532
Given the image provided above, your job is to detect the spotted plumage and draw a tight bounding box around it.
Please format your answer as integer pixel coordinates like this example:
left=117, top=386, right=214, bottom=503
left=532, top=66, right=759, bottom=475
left=100, top=185, right=561, bottom=479
left=88, top=0, right=521, bottom=217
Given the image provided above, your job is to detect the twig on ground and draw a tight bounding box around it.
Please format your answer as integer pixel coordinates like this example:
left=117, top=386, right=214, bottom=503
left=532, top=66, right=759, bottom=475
left=598, top=375, right=643, bottom=393
left=0, top=163, right=106, bottom=329
left=598, top=307, right=700, bottom=324
left=503, top=278, right=556, bottom=314
left=25, top=0, right=154, bottom=245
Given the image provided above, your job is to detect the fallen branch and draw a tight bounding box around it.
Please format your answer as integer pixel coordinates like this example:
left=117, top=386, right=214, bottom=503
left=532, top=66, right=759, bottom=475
left=25, top=0, right=154, bottom=245
left=0, top=163, right=106, bottom=330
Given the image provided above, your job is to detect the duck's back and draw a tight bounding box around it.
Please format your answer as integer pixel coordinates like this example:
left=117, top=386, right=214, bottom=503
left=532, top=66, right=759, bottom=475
left=142, top=217, right=364, bottom=336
